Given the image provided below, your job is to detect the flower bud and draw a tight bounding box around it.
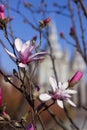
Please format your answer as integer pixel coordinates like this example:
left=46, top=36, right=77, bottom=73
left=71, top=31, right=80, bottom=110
left=60, top=32, right=65, bottom=38
left=69, top=27, right=75, bottom=37
left=2, top=111, right=11, bottom=121
left=24, top=1, right=32, bottom=8
left=44, top=17, right=51, bottom=24
left=26, top=123, right=34, bottom=130
left=39, top=17, right=51, bottom=28
left=31, top=35, right=37, bottom=45
left=0, top=4, right=6, bottom=19
left=69, top=71, right=83, bottom=87
left=0, top=5, right=4, bottom=12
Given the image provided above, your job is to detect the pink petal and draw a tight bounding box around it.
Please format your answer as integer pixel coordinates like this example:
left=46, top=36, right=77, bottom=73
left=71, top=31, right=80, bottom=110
left=30, top=52, right=48, bottom=59
left=15, top=38, right=23, bottom=52
left=56, top=100, right=63, bottom=108
left=39, top=93, right=51, bottom=101
left=29, top=57, right=44, bottom=62
left=49, top=76, right=57, bottom=92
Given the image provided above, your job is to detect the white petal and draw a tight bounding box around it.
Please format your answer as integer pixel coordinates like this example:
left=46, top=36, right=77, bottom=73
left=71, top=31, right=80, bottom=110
left=21, top=40, right=31, bottom=53
left=39, top=93, right=51, bottom=101
left=18, top=63, right=28, bottom=68
left=61, top=82, right=68, bottom=90
left=64, top=93, right=71, bottom=98
left=4, top=48, right=17, bottom=60
left=15, top=38, right=23, bottom=52
left=66, top=99, right=76, bottom=107
left=49, top=76, right=57, bottom=92
left=58, top=82, right=62, bottom=88
left=56, top=100, right=63, bottom=108
left=25, top=40, right=31, bottom=46
left=65, top=89, right=77, bottom=94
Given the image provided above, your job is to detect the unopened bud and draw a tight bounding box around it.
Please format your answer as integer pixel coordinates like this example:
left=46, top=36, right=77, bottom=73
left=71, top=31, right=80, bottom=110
left=44, top=17, right=51, bottom=24
left=26, top=123, right=34, bottom=130
left=0, top=5, right=4, bottom=12
left=39, top=17, right=51, bottom=28
left=31, top=35, right=37, bottom=45
left=60, top=32, right=65, bottom=38
left=69, top=27, right=75, bottom=37
left=2, top=111, right=11, bottom=121
left=69, top=71, right=83, bottom=87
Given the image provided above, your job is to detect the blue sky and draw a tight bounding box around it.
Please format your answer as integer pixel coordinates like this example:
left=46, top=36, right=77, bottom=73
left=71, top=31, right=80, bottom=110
left=0, top=0, right=87, bottom=73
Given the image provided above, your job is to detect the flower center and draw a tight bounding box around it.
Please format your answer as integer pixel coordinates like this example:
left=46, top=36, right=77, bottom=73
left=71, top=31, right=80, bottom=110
left=19, top=51, right=30, bottom=64
left=52, top=90, right=66, bottom=100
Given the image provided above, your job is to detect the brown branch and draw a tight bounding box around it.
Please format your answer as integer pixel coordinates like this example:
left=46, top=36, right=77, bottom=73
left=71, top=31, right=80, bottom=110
left=0, top=69, right=21, bottom=92
left=68, top=0, right=85, bottom=61
left=79, top=0, right=87, bottom=18
left=45, top=28, right=58, bottom=85
left=77, top=3, right=87, bottom=62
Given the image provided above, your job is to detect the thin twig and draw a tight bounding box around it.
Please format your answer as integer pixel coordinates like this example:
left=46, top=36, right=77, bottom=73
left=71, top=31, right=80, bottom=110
left=63, top=103, right=79, bottom=130
left=46, top=28, right=58, bottom=85
left=77, top=3, right=87, bottom=62
left=37, top=113, right=46, bottom=130
left=0, top=69, right=21, bottom=92
left=81, top=115, right=87, bottom=130
left=79, top=0, right=87, bottom=17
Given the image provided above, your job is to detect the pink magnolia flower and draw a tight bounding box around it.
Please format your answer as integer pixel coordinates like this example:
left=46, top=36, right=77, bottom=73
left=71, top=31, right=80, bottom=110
left=69, top=71, right=83, bottom=87
left=0, top=5, right=6, bottom=20
left=26, top=123, right=34, bottom=130
left=4, top=38, right=48, bottom=68
left=39, top=77, right=77, bottom=108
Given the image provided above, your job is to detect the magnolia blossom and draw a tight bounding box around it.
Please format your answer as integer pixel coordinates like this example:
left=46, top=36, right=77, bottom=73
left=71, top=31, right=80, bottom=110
left=39, top=77, right=77, bottom=108
left=4, top=38, right=48, bottom=68
left=26, top=123, right=34, bottom=130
